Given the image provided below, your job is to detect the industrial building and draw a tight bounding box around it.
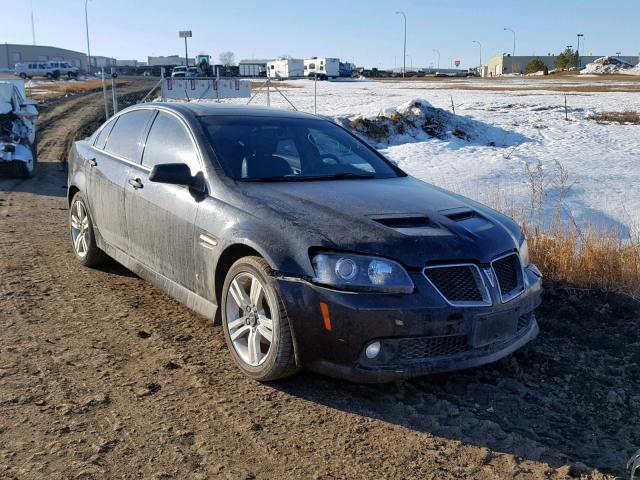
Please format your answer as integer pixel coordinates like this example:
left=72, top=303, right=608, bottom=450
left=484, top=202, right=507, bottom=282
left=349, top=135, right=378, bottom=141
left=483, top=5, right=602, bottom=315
left=488, top=54, right=640, bottom=76
left=147, top=55, right=194, bottom=66
left=238, top=59, right=270, bottom=77
left=1, top=43, right=87, bottom=71
left=89, top=56, right=117, bottom=69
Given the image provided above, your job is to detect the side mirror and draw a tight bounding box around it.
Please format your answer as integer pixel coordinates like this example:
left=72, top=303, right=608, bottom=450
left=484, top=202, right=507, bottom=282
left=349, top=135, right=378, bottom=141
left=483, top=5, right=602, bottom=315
left=149, top=163, right=195, bottom=187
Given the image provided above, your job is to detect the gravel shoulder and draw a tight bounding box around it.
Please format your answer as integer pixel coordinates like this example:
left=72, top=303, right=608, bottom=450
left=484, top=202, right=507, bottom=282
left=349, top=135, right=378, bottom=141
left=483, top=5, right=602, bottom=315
left=0, top=84, right=638, bottom=479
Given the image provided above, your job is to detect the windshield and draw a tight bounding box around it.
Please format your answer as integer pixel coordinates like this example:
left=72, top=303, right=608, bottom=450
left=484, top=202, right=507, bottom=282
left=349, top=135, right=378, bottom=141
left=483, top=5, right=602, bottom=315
left=199, top=115, right=400, bottom=181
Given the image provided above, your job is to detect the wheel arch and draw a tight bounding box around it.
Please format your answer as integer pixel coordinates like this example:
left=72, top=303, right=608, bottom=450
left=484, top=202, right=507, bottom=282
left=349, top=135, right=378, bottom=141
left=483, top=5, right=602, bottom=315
left=213, top=242, right=301, bottom=368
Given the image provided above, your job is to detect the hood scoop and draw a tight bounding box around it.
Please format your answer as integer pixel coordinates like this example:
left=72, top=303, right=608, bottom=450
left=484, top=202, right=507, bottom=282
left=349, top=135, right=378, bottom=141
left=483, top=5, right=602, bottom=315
left=441, top=208, right=493, bottom=233
left=372, top=215, right=431, bottom=229
left=369, top=214, right=449, bottom=236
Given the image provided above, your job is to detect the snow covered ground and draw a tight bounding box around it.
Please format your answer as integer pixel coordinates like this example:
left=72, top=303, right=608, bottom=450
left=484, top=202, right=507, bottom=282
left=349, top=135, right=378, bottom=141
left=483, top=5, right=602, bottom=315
left=226, top=78, right=640, bottom=237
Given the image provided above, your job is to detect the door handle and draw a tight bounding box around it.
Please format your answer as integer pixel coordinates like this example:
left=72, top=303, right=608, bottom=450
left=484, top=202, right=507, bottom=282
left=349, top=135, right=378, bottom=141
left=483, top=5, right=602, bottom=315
left=88, top=158, right=97, bottom=167
left=128, top=178, right=143, bottom=189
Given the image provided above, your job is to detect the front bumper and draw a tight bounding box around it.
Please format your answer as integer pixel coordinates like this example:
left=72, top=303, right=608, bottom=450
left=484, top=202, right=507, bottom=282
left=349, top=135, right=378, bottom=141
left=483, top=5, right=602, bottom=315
left=277, top=265, right=542, bottom=383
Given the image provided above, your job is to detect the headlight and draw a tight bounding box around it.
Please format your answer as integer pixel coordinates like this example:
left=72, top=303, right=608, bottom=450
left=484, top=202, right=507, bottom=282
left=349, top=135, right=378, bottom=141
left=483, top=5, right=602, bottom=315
left=519, top=236, right=530, bottom=266
left=311, top=252, right=414, bottom=294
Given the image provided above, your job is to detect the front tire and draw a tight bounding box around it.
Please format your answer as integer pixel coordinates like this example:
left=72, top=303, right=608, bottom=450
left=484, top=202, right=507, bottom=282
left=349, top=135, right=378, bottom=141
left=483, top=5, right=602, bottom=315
left=221, top=256, right=298, bottom=381
left=69, top=192, right=108, bottom=267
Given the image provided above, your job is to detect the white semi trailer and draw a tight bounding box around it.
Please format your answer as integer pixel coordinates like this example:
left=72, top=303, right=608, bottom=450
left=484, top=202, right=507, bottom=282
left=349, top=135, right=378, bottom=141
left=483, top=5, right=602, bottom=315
left=304, top=57, right=340, bottom=79
left=266, top=59, right=304, bottom=79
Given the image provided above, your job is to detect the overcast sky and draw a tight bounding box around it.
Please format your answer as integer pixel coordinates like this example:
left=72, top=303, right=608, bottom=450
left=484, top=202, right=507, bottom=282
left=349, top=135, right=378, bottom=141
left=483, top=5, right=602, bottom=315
left=4, top=0, right=639, bottom=68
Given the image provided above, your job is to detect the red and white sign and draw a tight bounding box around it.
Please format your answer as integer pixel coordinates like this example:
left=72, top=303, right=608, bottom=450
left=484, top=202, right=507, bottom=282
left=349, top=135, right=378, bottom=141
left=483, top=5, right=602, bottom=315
left=161, top=78, right=250, bottom=100
left=454, top=59, right=460, bottom=67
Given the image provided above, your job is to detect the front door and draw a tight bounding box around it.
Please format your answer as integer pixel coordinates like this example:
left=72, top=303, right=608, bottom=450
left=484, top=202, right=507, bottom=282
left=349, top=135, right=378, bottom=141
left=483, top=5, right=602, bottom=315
left=124, top=111, right=203, bottom=291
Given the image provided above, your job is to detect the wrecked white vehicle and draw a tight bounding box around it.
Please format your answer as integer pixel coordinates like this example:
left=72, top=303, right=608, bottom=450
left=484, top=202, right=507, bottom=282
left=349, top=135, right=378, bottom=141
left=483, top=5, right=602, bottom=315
left=0, top=81, right=38, bottom=178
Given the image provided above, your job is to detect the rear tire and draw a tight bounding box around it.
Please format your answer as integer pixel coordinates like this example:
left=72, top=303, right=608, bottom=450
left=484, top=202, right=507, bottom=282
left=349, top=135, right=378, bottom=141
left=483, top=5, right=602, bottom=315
left=221, top=256, right=298, bottom=381
left=69, top=192, right=109, bottom=267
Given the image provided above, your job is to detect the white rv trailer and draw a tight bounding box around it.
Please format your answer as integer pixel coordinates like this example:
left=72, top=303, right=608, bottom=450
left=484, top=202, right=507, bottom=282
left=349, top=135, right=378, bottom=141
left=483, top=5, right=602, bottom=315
left=304, top=57, right=340, bottom=79
left=266, top=59, right=304, bottom=79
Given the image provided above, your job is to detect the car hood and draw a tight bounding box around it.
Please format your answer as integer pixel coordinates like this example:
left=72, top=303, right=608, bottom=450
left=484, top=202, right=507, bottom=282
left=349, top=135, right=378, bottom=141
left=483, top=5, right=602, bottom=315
left=237, top=176, right=522, bottom=268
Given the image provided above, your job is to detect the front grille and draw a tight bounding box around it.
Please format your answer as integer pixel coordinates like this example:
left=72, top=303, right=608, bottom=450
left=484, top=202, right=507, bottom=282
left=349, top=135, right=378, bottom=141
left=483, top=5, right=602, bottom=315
left=492, top=253, right=523, bottom=300
left=423, top=265, right=485, bottom=304
left=396, top=335, right=469, bottom=361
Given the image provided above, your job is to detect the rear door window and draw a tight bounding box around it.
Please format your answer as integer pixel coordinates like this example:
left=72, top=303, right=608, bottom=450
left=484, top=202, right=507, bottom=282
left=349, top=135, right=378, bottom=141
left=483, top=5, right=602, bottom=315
left=103, top=110, right=154, bottom=162
left=141, top=112, right=200, bottom=174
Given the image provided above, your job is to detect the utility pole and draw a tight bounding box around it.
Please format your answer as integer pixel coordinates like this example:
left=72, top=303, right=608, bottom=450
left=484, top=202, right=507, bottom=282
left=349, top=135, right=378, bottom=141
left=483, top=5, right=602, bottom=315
left=30, top=0, right=36, bottom=45
left=504, top=28, right=515, bottom=56
left=84, top=0, right=91, bottom=74
left=395, top=11, right=406, bottom=78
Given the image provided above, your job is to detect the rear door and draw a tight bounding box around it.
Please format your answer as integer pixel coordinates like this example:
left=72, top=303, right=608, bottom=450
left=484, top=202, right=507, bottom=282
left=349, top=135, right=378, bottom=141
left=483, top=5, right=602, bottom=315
left=124, top=110, right=203, bottom=291
left=88, top=109, right=154, bottom=252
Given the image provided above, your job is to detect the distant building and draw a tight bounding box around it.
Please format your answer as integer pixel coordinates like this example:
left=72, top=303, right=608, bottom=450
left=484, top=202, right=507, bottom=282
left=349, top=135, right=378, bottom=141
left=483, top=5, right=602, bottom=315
left=147, top=55, right=194, bottom=66
left=1, top=43, right=87, bottom=71
left=90, top=56, right=117, bottom=68
left=116, top=59, right=144, bottom=67
left=488, top=54, right=640, bottom=76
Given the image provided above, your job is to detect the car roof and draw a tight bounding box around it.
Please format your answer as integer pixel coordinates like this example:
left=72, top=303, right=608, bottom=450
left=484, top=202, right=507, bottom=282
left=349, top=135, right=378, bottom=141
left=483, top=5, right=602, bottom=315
left=139, top=102, right=321, bottom=120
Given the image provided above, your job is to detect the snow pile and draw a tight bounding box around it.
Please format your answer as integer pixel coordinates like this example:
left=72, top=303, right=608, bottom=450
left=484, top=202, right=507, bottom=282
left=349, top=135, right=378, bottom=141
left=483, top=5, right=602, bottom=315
left=335, top=98, right=525, bottom=147
left=581, top=56, right=636, bottom=75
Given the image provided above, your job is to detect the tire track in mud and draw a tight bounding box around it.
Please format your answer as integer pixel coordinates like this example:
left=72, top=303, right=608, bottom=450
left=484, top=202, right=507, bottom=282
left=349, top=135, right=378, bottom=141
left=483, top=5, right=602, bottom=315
left=1, top=83, right=637, bottom=479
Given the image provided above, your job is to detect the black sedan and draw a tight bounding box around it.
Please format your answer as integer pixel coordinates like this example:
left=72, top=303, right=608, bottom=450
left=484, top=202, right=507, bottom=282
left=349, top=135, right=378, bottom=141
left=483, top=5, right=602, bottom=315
left=67, top=103, right=542, bottom=383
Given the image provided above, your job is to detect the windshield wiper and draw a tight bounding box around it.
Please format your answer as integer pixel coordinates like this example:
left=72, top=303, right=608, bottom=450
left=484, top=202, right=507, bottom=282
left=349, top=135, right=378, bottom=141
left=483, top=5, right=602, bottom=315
left=239, top=172, right=376, bottom=182
left=325, top=172, right=375, bottom=179
left=239, top=175, right=323, bottom=182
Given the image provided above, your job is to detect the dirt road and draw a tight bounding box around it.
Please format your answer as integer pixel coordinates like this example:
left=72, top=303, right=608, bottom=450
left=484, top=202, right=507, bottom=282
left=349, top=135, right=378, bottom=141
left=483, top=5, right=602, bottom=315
left=1, top=82, right=638, bottom=479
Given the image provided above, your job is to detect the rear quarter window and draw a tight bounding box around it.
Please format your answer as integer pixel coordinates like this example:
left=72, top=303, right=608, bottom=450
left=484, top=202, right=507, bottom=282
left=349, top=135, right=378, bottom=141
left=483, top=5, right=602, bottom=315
left=103, top=110, right=154, bottom=161
left=93, top=118, right=117, bottom=150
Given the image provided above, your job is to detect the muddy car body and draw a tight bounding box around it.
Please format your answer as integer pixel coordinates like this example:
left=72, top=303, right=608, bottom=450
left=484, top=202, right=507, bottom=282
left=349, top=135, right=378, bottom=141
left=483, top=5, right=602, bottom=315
left=67, top=102, right=542, bottom=382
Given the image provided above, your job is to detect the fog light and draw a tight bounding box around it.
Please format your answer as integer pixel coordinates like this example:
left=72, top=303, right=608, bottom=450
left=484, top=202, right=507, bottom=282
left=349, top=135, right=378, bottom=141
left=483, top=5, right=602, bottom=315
left=365, top=341, right=381, bottom=359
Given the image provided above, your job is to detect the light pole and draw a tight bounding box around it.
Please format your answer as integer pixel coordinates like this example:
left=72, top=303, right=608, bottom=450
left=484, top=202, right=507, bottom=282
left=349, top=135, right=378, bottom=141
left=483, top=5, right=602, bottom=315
left=432, top=49, right=440, bottom=69
left=577, top=33, right=584, bottom=67
left=84, top=0, right=91, bottom=74
left=395, top=11, right=406, bottom=78
left=503, top=28, right=515, bottom=56
left=405, top=54, right=413, bottom=70
left=472, top=40, right=482, bottom=70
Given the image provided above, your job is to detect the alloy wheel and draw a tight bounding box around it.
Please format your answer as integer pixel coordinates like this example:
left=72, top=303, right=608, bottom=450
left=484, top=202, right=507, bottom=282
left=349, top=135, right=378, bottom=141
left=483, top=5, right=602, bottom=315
left=70, top=199, right=90, bottom=258
left=225, top=272, right=274, bottom=367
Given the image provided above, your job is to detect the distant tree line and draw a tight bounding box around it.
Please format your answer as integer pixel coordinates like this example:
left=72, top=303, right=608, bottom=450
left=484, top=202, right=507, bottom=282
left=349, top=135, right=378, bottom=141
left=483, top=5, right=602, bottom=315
left=524, top=48, right=579, bottom=75
left=554, top=47, right=579, bottom=70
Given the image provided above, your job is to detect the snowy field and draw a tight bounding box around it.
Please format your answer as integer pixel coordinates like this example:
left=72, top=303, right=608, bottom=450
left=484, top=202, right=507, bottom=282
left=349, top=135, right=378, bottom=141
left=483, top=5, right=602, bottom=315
left=223, top=77, right=640, bottom=237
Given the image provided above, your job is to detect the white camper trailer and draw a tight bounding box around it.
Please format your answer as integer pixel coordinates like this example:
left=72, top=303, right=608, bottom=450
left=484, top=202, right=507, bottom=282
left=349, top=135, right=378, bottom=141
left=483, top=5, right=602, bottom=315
left=304, top=57, right=340, bottom=79
left=266, top=59, right=304, bottom=79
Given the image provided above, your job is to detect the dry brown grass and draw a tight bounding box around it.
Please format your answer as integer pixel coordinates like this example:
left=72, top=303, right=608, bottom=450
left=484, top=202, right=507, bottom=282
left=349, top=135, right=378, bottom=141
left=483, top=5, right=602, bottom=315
left=25, top=79, right=127, bottom=100
left=526, top=224, right=640, bottom=298
left=250, top=81, right=299, bottom=89
left=491, top=158, right=640, bottom=299
left=588, top=111, right=640, bottom=124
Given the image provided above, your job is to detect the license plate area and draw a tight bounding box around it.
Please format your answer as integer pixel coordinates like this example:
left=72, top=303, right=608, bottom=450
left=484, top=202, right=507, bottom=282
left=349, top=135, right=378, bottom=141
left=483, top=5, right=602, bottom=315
left=470, top=310, right=518, bottom=348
